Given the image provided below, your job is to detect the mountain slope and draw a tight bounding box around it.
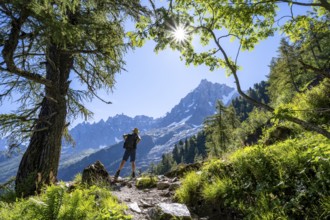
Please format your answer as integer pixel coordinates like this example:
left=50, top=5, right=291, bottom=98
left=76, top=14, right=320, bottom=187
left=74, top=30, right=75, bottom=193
left=0, top=79, right=238, bottom=183
left=57, top=80, right=238, bottom=180
left=158, top=79, right=237, bottom=127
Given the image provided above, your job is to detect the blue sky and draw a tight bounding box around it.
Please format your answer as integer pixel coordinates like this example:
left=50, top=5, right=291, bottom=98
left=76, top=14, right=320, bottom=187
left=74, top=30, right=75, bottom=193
left=0, top=1, right=309, bottom=127
left=83, top=35, right=279, bottom=125
left=82, top=1, right=309, bottom=125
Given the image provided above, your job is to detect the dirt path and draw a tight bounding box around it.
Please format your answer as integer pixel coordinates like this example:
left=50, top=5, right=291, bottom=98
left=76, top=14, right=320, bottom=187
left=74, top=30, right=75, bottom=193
left=110, top=176, right=180, bottom=220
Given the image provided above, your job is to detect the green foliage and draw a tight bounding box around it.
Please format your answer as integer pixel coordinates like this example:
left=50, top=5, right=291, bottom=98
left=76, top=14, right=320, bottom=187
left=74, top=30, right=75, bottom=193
left=234, top=108, right=272, bottom=146
left=153, top=132, right=207, bottom=175
left=0, top=0, right=148, bottom=146
left=268, top=14, right=330, bottom=108
left=231, top=81, right=270, bottom=121
left=0, top=183, right=131, bottom=220
left=0, top=177, right=16, bottom=203
left=154, top=154, right=176, bottom=175
left=291, top=78, right=330, bottom=125
left=72, top=174, right=82, bottom=184
left=320, top=197, right=330, bottom=219
left=175, top=132, right=330, bottom=218
left=175, top=171, right=203, bottom=206
left=204, top=101, right=241, bottom=157
left=202, top=177, right=233, bottom=204
left=135, top=176, right=157, bottom=189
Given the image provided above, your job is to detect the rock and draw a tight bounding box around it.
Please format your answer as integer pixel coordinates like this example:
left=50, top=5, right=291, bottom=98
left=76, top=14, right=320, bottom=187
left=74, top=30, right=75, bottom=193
left=160, top=190, right=171, bottom=197
left=157, top=181, right=170, bottom=190
left=81, top=160, right=110, bottom=185
left=148, top=203, right=191, bottom=220
left=128, top=202, right=142, bottom=213
left=169, top=182, right=180, bottom=191
left=171, top=177, right=179, bottom=182
left=157, top=175, right=166, bottom=180
left=148, top=203, right=191, bottom=219
left=127, top=182, right=133, bottom=188
left=140, top=199, right=153, bottom=208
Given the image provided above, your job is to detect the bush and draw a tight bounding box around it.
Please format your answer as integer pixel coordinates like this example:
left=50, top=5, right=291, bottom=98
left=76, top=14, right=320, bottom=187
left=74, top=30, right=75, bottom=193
left=0, top=183, right=131, bottom=220
left=293, top=78, right=330, bottom=125
left=175, top=171, right=202, bottom=206
left=175, top=132, right=330, bottom=219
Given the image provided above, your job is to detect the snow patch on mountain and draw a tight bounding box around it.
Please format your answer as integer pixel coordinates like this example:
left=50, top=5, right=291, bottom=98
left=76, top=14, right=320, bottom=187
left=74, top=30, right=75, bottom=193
left=222, top=89, right=238, bottom=105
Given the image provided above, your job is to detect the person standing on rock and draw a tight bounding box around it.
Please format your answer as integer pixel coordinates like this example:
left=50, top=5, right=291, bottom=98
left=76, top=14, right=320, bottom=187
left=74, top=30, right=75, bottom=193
left=114, top=128, right=141, bottom=180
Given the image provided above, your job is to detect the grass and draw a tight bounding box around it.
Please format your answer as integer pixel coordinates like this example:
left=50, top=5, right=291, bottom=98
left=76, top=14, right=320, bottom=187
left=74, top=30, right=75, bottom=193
left=174, top=132, right=330, bottom=219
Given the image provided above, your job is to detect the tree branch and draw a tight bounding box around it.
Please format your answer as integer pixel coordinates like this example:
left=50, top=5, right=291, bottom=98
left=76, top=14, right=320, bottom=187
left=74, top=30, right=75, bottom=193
left=202, top=25, right=330, bottom=139
left=1, top=9, right=52, bottom=88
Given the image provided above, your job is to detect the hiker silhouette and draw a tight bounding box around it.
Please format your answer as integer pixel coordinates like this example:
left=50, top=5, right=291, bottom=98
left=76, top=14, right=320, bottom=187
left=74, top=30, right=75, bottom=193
left=114, top=128, right=141, bottom=180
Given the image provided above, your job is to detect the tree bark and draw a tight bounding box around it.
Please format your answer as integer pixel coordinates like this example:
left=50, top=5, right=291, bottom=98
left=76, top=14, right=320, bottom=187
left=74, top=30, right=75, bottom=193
left=15, top=44, right=72, bottom=197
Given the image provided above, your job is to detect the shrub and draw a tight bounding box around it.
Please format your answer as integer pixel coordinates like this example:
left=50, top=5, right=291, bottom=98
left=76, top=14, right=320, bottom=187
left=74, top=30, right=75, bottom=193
left=175, top=171, right=203, bottom=206
left=202, top=177, right=233, bottom=204
left=0, top=183, right=131, bottom=220
left=293, top=78, right=330, bottom=125
left=176, top=132, right=330, bottom=219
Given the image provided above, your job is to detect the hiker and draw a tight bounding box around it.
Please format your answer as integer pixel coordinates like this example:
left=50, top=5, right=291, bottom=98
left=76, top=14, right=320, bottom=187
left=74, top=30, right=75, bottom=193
left=114, top=128, right=141, bottom=180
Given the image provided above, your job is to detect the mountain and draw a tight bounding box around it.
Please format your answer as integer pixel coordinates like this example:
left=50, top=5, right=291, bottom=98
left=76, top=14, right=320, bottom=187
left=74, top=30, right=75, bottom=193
left=0, top=80, right=239, bottom=183
left=158, top=79, right=237, bottom=127
left=62, top=115, right=156, bottom=155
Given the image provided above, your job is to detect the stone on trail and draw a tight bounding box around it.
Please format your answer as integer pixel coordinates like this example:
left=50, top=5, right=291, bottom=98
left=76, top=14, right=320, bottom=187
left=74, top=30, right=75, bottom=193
left=148, top=203, right=192, bottom=220
left=169, top=182, right=181, bottom=191
left=128, top=202, right=142, bottom=213
left=157, top=181, right=170, bottom=190
left=81, top=160, right=111, bottom=186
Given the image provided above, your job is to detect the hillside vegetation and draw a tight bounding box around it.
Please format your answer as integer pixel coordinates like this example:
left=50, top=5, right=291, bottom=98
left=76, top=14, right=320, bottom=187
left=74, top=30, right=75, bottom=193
left=176, top=133, right=330, bottom=219
left=0, top=178, right=131, bottom=220
left=151, top=3, right=330, bottom=218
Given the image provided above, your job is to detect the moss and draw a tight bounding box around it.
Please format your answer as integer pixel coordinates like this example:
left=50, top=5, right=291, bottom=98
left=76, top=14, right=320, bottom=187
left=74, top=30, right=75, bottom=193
left=135, top=176, right=157, bottom=189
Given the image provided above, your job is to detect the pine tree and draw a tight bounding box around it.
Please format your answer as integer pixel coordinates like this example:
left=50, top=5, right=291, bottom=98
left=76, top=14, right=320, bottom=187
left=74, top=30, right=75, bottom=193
left=205, top=101, right=240, bottom=157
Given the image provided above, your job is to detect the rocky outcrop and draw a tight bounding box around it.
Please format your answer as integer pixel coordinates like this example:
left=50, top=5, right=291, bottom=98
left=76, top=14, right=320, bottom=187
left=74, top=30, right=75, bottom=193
left=81, top=160, right=111, bottom=185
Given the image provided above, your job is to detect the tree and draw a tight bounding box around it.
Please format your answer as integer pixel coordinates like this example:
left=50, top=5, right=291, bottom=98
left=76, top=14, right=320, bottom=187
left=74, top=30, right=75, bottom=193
left=134, top=0, right=330, bottom=139
left=268, top=29, right=330, bottom=106
left=0, top=0, right=147, bottom=196
left=231, top=81, right=269, bottom=121
left=204, top=101, right=240, bottom=157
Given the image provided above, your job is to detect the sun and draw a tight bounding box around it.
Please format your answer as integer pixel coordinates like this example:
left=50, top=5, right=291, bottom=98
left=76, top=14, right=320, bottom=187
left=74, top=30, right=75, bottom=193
left=171, top=25, right=187, bottom=43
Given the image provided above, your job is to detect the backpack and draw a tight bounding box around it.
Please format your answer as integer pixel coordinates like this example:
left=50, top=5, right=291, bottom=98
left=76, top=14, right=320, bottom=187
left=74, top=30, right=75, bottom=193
left=123, top=134, right=136, bottom=149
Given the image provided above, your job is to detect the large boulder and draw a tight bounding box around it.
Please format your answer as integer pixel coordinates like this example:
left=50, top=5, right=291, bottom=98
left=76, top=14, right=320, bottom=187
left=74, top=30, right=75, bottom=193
left=148, top=203, right=192, bottom=220
left=81, top=160, right=110, bottom=185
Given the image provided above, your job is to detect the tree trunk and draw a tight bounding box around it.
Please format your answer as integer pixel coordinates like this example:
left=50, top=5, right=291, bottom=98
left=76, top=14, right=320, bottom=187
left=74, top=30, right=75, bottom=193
left=15, top=44, right=72, bottom=197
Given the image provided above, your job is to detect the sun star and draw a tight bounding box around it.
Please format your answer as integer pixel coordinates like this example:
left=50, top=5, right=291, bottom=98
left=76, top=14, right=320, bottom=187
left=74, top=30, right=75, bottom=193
left=172, top=25, right=187, bottom=43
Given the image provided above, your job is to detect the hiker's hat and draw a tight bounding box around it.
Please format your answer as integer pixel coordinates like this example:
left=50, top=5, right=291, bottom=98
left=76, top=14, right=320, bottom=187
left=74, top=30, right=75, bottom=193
left=133, top=128, right=139, bottom=134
